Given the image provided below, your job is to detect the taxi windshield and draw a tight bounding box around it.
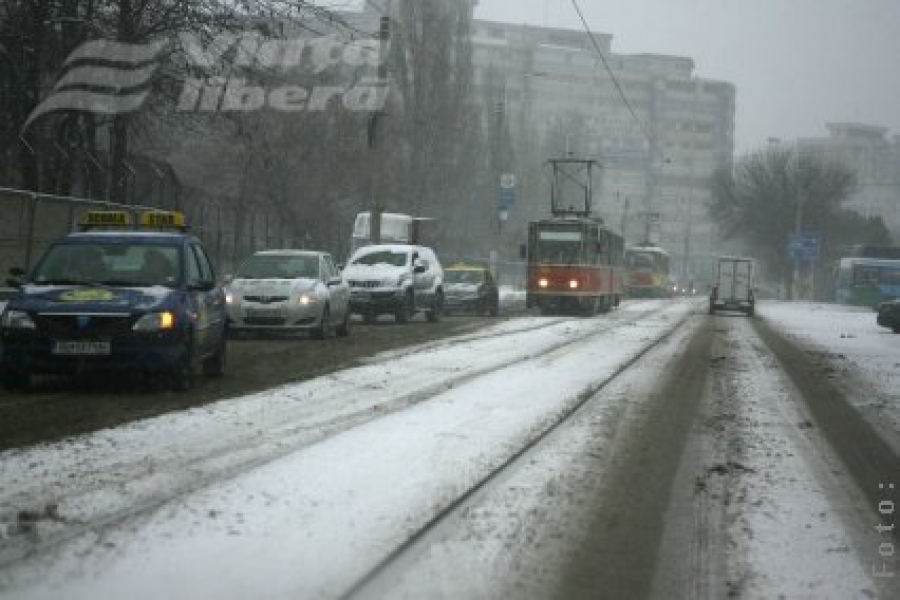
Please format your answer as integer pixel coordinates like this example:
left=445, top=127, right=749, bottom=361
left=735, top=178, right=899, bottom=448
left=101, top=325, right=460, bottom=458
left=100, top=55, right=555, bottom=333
left=445, top=269, right=484, bottom=284
left=32, top=242, right=182, bottom=288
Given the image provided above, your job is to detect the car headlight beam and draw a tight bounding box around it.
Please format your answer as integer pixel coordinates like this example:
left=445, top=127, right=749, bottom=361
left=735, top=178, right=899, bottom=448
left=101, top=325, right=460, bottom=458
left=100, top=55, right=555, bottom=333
left=133, top=311, right=176, bottom=331
left=298, top=293, right=318, bottom=306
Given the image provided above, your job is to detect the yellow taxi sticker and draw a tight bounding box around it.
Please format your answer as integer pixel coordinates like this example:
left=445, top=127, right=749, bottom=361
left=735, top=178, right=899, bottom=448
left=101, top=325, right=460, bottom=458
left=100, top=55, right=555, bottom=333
left=59, top=288, right=118, bottom=302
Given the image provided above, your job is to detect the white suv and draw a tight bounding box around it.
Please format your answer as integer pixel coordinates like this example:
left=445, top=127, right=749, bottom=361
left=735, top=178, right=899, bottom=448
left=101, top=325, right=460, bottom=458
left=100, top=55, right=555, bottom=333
left=342, top=244, right=444, bottom=323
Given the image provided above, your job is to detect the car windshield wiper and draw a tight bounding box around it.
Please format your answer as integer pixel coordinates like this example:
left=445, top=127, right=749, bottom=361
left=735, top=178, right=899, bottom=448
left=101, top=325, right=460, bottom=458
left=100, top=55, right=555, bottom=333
left=98, top=279, right=145, bottom=287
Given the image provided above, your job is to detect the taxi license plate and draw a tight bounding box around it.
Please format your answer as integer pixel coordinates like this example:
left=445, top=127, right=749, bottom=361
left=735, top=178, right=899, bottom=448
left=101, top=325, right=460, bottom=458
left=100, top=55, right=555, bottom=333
left=52, top=341, right=111, bottom=356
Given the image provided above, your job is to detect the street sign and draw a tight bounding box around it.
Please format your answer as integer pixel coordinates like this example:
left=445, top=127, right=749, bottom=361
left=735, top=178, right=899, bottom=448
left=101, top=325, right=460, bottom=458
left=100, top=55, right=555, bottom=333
left=788, top=233, right=820, bottom=261
left=498, top=173, right=516, bottom=209
left=498, top=187, right=516, bottom=209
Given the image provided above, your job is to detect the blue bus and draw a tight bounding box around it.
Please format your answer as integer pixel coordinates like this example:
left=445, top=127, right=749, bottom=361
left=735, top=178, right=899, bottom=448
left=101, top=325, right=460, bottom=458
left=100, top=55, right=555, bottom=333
left=834, top=257, right=900, bottom=307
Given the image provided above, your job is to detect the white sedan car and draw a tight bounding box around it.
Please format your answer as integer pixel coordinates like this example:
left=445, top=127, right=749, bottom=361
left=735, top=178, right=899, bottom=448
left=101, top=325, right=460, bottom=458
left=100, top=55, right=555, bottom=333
left=225, top=250, right=351, bottom=339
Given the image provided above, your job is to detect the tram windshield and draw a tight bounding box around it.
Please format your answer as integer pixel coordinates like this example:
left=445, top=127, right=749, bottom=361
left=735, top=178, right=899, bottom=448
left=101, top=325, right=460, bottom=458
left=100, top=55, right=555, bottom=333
left=625, top=248, right=670, bottom=273
left=534, top=230, right=583, bottom=264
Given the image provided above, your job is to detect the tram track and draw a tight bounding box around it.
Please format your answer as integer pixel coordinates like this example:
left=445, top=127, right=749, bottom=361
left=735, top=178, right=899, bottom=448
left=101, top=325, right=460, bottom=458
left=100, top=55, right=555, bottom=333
left=336, top=305, right=698, bottom=599
left=0, top=301, right=686, bottom=570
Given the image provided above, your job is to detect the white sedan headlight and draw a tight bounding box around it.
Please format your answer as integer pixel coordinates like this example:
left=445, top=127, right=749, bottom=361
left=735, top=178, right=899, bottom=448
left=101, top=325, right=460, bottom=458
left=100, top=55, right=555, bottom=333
left=297, top=292, right=319, bottom=306
left=1, top=310, right=36, bottom=330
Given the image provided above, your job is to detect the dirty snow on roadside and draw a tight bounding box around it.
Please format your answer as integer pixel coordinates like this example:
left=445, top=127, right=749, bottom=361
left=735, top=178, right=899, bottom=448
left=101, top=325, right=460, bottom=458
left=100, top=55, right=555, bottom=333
left=757, top=300, right=900, bottom=448
left=681, top=315, right=886, bottom=600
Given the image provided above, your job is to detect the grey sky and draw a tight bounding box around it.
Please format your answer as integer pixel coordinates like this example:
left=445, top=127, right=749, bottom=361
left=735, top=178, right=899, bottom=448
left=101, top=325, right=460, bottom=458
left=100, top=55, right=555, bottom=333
left=475, top=0, right=900, bottom=154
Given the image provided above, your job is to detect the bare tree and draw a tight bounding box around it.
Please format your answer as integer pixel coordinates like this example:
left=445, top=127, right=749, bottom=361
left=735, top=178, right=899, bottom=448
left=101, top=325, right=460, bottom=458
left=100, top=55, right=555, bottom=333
left=709, top=146, right=891, bottom=293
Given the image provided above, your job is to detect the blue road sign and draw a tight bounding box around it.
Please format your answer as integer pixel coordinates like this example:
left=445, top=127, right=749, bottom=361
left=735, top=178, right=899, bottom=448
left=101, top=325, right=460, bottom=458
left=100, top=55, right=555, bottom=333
left=788, top=233, right=820, bottom=262
left=498, top=185, right=516, bottom=209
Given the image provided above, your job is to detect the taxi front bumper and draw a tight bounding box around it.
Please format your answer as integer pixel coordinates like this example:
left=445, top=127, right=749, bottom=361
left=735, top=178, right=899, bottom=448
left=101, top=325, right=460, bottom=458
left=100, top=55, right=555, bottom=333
left=0, top=325, right=190, bottom=375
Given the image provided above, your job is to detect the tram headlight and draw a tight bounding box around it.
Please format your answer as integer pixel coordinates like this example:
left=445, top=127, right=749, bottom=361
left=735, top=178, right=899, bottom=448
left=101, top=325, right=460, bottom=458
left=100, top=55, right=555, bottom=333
left=538, top=278, right=549, bottom=288
left=569, top=279, right=579, bottom=289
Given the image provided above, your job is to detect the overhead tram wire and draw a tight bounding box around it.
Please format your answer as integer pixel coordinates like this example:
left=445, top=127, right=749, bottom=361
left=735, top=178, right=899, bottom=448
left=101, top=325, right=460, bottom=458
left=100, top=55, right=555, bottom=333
left=568, top=0, right=664, bottom=162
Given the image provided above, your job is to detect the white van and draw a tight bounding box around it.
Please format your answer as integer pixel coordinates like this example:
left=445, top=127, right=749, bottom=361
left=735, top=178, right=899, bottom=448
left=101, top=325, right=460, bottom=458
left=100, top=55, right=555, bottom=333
left=709, top=256, right=755, bottom=316
left=349, top=212, right=437, bottom=255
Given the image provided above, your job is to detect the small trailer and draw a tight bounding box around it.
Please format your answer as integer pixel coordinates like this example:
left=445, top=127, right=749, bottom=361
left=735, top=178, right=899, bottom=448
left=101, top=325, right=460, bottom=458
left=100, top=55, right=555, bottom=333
left=709, top=256, right=755, bottom=316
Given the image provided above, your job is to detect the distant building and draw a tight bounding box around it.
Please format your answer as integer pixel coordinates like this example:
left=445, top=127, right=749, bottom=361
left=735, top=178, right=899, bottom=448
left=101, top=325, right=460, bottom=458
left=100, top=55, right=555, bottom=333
left=469, top=19, right=735, bottom=282
left=797, top=123, right=900, bottom=237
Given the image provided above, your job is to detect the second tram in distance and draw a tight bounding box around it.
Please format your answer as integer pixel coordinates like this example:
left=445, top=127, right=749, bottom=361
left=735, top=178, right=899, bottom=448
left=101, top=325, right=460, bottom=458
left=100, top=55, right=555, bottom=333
left=625, top=244, right=672, bottom=298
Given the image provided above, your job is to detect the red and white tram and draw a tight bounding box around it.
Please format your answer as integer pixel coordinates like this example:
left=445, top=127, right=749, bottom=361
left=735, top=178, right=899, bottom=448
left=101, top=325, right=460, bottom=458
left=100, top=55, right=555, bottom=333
left=523, top=158, right=625, bottom=315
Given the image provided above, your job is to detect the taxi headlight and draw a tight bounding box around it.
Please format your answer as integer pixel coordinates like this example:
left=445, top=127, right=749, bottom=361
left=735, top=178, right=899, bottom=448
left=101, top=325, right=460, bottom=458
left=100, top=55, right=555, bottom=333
left=225, top=291, right=235, bottom=305
left=1, top=310, right=36, bottom=330
left=569, top=279, right=579, bottom=289
left=133, top=311, right=176, bottom=331
left=538, top=278, right=549, bottom=288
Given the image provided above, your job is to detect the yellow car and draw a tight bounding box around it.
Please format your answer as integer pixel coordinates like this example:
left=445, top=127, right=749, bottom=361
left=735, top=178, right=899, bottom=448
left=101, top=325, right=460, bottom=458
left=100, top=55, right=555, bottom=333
left=443, top=264, right=499, bottom=316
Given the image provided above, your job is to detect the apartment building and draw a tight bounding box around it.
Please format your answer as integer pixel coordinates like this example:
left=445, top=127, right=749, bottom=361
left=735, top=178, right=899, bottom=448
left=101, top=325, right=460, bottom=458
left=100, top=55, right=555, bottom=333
left=471, top=19, right=735, bottom=282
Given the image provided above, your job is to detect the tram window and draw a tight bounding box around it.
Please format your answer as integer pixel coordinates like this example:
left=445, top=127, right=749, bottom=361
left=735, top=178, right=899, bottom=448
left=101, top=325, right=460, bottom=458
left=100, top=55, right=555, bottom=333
left=628, top=252, right=654, bottom=269
left=596, top=239, right=610, bottom=265
left=537, top=241, right=580, bottom=264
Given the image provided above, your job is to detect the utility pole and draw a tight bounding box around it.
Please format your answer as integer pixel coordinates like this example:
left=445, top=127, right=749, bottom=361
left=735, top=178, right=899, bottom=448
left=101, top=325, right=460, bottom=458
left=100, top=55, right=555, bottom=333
left=619, top=193, right=630, bottom=243
left=368, top=4, right=391, bottom=244
left=792, top=167, right=804, bottom=301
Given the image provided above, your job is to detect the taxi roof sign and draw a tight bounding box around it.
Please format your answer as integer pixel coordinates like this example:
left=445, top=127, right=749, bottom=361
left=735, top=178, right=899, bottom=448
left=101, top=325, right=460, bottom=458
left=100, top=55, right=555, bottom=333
left=81, top=210, right=132, bottom=229
left=139, top=210, right=187, bottom=231
left=78, top=209, right=189, bottom=232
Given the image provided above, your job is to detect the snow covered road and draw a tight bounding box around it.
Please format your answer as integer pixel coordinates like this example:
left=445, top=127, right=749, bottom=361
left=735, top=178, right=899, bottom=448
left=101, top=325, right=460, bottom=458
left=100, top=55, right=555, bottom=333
left=0, top=299, right=897, bottom=599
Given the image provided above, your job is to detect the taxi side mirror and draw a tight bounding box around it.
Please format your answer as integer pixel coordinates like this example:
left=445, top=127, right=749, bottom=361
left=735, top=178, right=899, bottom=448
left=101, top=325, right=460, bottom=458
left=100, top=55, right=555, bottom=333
left=189, top=280, right=216, bottom=292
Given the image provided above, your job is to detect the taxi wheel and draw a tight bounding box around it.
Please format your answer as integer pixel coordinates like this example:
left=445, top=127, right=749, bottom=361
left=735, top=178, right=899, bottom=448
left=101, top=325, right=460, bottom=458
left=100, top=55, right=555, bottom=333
left=311, top=306, right=332, bottom=340
left=336, top=309, right=351, bottom=337
left=170, top=340, right=198, bottom=391
left=489, top=299, right=500, bottom=317
left=202, top=337, right=227, bottom=377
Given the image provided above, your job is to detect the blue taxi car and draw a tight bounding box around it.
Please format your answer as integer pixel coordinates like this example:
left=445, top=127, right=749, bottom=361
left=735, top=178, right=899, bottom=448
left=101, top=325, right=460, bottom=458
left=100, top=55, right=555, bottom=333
left=0, top=211, right=227, bottom=391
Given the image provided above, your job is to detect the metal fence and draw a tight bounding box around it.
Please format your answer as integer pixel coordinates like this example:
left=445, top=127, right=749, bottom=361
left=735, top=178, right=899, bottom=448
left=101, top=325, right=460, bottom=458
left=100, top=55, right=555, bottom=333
left=0, top=187, right=298, bottom=280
